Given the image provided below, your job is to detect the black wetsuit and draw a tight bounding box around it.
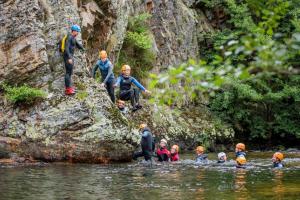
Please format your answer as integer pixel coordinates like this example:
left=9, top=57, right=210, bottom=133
left=133, top=128, right=154, bottom=161
left=63, top=34, right=84, bottom=87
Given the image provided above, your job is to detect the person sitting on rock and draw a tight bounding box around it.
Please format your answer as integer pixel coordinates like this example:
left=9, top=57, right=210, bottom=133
left=217, top=152, right=227, bottom=163
left=195, top=146, right=208, bottom=163
left=156, top=139, right=170, bottom=162
left=170, top=145, right=180, bottom=162
left=113, top=65, right=151, bottom=112
left=235, top=143, right=247, bottom=168
left=272, top=152, right=284, bottom=168
left=133, top=124, right=155, bottom=162
left=63, top=24, right=85, bottom=95
left=92, top=50, right=115, bottom=103
left=116, top=99, right=128, bottom=114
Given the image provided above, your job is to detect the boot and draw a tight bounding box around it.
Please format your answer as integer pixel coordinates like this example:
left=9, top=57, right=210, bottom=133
left=65, top=87, right=75, bottom=95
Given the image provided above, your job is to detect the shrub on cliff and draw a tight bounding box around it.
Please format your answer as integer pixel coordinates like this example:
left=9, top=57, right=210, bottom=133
left=1, top=84, right=47, bottom=104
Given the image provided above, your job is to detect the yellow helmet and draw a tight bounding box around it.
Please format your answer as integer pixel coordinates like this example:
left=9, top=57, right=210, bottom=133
left=121, top=65, right=131, bottom=72
left=139, top=123, right=147, bottom=130
left=99, top=50, right=107, bottom=59
left=236, top=143, right=246, bottom=151
left=236, top=156, right=247, bottom=165
left=196, top=146, right=204, bottom=153
left=273, top=152, right=284, bottom=161
left=171, top=145, right=179, bottom=153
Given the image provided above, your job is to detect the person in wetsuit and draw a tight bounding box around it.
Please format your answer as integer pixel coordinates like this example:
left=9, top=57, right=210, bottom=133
left=114, top=65, right=151, bottom=112
left=235, top=143, right=247, bottom=168
left=63, top=24, right=85, bottom=95
left=272, top=152, right=284, bottom=168
left=92, top=50, right=115, bottom=103
left=156, top=139, right=170, bottom=162
left=217, top=152, right=227, bottom=163
left=133, top=124, right=155, bottom=161
left=195, top=146, right=208, bottom=163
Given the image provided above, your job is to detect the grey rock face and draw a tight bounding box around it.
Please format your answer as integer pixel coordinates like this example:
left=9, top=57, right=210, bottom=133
left=0, top=0, right=214, bottom=163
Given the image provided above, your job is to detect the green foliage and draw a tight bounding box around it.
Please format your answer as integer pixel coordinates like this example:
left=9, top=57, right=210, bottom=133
left=116, top=13, right=156, bottom=80
left=150, top=0, right=300, bottom=144
left=1, top=84, right=46, bottom=104
left=76, top=91, right=88, bottom=101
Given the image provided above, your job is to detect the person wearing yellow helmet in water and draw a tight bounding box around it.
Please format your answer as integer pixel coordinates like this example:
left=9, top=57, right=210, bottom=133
left=272, top=152, right=284, bottom=168
left=235, top=143, right=247, bottom=168
left=133, top=124, right=155, bottom=161
left=195, top=146, right=208, bottom=163
left=114, top=65, right=151, bottom=112
left=92, top=50, right=115, bottom=103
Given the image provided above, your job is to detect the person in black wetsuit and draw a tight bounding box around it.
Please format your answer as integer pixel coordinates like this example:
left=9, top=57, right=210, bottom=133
left=63, top=24, right=85, bottom=95
left=92, top=50, right=115, bottom=103
left=114, top=65, right=151, bottom=112
left=133, top=124, right=155, bottom=161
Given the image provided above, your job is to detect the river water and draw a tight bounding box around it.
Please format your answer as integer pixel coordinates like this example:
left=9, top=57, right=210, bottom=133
left=0, top=152, right=299, bottom=200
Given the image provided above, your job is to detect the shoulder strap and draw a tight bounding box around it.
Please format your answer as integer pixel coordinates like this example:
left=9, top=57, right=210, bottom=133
left=61, top=34, right=68, bottom=53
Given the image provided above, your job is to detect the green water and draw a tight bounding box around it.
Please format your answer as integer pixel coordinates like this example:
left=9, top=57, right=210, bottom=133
left=0, top=152, right=300, bottom=200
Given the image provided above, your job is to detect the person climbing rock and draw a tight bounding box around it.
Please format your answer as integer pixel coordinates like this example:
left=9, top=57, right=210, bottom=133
left=217, top=152, right=227, bottom=163
left=170, top=145, right=180, bottom=162
left=272, top=152, right=284, bottom=168
left=62, top=24, right=85, bottom=95
left=114, top=65, right=151, bottom=112
left=133, top=124, right=155, bottom=161
left=235, top=143, right=247, bottom=168
left=92, top=50, right=115, bottom=103
left=195, top=146, right=208, bottom=163
left=156, top=139, right=170, bottom=162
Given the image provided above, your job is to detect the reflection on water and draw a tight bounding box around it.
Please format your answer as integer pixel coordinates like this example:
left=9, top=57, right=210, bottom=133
left=0, top=153, right=300, bottom=200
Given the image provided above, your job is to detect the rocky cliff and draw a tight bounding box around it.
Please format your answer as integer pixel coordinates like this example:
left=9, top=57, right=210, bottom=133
left=0, top=0, right=215, bottom=163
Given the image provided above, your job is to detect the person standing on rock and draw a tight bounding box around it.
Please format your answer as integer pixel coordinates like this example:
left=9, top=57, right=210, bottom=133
left=62, top=24, right=85, bottom=95
left=133, top=124, right=155, bottom=162
left=92, top=50, right=115, bottom=103
left=114, top=65, right=151, bottom=112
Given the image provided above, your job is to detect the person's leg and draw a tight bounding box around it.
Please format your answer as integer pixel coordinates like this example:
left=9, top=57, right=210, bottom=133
left=133, top=151, right=144, bottom=160
left=129, top=89, right=136, bottom=107
left=120, top=90, right=135, bottom=107
left=106, top=81, right=115, bottom=103
left=133, top=88, right=140, bottom=105
left=64, top=58, right=73, bottom=88
left=143, top=150, right=152, bottom=161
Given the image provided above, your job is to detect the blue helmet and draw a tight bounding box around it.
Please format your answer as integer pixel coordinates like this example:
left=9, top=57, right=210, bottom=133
left=71, top=24, right=81, bottom=32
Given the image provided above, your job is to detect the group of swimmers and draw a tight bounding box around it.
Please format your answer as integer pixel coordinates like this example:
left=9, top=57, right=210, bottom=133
left=134, top=124, right=285, bottom=168
left=61, top=25, right=150, bottom=112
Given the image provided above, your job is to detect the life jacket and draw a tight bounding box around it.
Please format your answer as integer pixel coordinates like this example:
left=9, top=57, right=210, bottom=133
left=157, top=147, right=170, bottom=162
left=58, top=34, right=68, bottom=53
left=120, top=75, right=133, bottom=91
left=273, top=162, right=284, bottom=168
left=170, top=153, right=179, bottom=162
left=195, top=154, right=208, bottom=162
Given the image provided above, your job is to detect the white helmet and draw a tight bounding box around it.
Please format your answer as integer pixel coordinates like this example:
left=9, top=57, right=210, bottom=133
left=218, top=152, right=226, bottom=160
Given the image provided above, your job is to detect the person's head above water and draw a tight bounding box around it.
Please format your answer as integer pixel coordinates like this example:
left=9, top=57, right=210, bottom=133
left=196, top=146, right=205, bottom=155
left=99, top=50, right=108, bottom=61
left=160, top=139, right=167, bottom=148
left=218, top=152, right=227, bottom=162
left=236, top=156, right=247, bottom=165
left=71, top=24, right=81, bottom=37
left=235, top=143, right=245, bottom=152
left=171, top=145, right=179, bottom=154
left=272, top=152, right=284, bottom=163
left=121, top=65, right=131, bottom=76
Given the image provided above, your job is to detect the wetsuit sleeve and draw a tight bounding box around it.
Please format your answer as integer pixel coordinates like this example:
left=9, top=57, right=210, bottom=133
left=103, top=62, right=113, bottom=84
left=131, top=78, right=146, bottom=91
left=92, top=61, right=99, bottom=78
left=75, top=39, right=84, bottom=50
left=115, top=76, right=121, bottom=87
left=64, top=36, right=72, bottom=60
left=141, top=131, right=149, bottom=138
